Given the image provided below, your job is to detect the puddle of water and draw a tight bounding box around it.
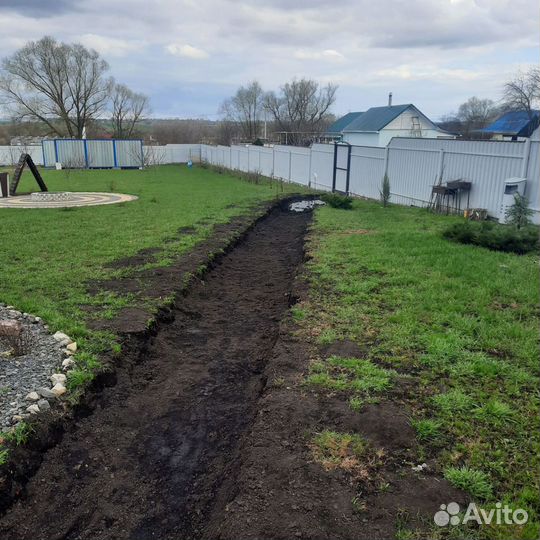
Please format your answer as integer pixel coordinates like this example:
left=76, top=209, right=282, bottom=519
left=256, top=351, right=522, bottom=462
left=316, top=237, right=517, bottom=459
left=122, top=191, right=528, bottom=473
left=288, top=199, right=325, bottom=212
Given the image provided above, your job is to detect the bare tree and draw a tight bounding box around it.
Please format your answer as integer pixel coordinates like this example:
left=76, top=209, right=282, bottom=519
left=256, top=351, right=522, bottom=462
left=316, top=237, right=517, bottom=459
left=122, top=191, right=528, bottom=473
left=456, top=97, right=498, bottom=137
left=110, top=83, right=150, bottom=138
left=219, top=81, right=264, bottom=141
left=503, top=67, right=540, bottom=116
left=216, top=119, right=242, bottom=146
left=264, top=78, right=337, bottom=145
left=0, top=36, right=112, bottom=138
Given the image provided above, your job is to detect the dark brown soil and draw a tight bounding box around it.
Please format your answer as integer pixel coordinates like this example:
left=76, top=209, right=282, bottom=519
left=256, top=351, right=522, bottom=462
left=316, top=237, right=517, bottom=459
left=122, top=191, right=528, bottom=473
left=0, top=200, right=465, bottom=539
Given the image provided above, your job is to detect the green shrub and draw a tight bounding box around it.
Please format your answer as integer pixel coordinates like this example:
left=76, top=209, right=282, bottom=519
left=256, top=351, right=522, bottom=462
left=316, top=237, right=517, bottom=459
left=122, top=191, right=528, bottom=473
left=505, top=193, right=533, bottom=229
left=380, top=173, right=391, bottom=207
left=442, top=220, right=539, bottom=254
left=322, top=192, right=353, bottom=209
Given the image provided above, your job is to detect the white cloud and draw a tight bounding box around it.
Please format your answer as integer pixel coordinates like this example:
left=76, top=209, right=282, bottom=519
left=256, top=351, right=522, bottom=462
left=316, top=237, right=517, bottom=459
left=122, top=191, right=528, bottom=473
left=79, top=34, right=146, bottom=57
left=165, top=43, right=209, bottom=59
left=0, top=0, right=538, bottom=117
left=293, top=49, right=345, bottom=61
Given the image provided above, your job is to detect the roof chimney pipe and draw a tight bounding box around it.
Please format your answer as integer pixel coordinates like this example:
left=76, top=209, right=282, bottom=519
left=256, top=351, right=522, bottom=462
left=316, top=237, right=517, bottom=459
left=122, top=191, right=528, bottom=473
left=388, top=92, right=393, bottom=107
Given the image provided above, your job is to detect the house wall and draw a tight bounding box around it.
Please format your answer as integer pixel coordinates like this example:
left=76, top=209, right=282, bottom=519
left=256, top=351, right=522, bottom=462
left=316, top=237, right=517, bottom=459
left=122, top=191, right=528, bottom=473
left=378, top=128, right=445, bottom=147
left=342, top=132, right=379, bottom=146
left=343, top=110, right=451, bottom=147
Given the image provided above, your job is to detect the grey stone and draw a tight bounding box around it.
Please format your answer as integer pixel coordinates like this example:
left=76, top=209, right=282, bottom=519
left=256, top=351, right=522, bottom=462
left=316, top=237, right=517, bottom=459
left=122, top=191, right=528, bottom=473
left=37, top=399, right=50, bottom=410
left=37, top=387, right=56, bottom=399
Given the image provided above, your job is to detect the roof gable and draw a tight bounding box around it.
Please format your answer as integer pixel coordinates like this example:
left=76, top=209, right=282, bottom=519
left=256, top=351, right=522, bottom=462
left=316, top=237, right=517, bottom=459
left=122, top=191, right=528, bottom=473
left=326, top=111, right=364, bottom=134
left=343, top=104, right=414, bottom=132
left=481, top=110, right=540, bottom=136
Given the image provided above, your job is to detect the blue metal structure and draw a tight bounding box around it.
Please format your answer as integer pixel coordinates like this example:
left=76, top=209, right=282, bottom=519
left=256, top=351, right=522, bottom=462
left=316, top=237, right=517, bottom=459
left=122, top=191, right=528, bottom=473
left=480, top=111, right=540, bottom=138
left=42, top=138, right=144, bottom=168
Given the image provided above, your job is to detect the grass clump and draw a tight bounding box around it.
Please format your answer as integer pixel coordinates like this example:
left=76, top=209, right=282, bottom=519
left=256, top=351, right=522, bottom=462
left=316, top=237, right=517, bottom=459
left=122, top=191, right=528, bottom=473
left=321, top=192, right=353, bottom=210
left=0, top=422, right=33, bottom=465
left=311, top=430, right=367, bottom=473
left=473, top=400, right=515, bottom=426
left=442, top=220, right=538, bottom=254
left=306, top=356, right=394, bottom=395
left=444, top=466, right=493, bottom=500
left=432, top=390, right=474, bottom=415
left=412, top=419, right=443, bottom=443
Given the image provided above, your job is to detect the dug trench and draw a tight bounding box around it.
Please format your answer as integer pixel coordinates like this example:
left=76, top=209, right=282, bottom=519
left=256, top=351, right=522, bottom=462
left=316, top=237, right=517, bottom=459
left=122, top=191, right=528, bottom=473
left=0, top=201, right=312, bottom=539
left=0, top=199, right=465, bottom=539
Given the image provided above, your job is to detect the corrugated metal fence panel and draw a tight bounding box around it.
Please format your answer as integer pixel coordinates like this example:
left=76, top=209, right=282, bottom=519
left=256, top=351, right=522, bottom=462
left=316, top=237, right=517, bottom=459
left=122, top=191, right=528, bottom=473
left=526, top=141, right=540, bottom=221
left=0, top=145, right=44, bottom=166
left=259, top=147, right=274, bottom=177
left=310, top=144, right=333, bottom=191
left=42, top=141, right=56, bottom=166
left=289, top=147, right=311, bottom=185
left=273, top=147, right=291, bottom=181
left=115, top=140, right=143, bottom=167
left=161, top=144, right=200, bottom=163
left=387, top=137, right=528, bottom=216
left=349, top=146, right=386, bottom=199
left=387, top=146, right=440, bottom=206
left=56, top=139, right=86, bottom=167
left=86, top=140, right=114, bottom=168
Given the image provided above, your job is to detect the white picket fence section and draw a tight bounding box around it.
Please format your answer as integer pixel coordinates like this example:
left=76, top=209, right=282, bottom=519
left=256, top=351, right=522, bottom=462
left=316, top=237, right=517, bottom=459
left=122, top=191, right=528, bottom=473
left=1, top=138, right=538, bottom=223
left=201, top=139, right=540, bottom=223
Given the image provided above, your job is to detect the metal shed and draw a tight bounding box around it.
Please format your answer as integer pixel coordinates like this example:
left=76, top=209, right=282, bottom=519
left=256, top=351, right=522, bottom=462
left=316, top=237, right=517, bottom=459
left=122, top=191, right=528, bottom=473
left=42, top=139, right=144, bottom=168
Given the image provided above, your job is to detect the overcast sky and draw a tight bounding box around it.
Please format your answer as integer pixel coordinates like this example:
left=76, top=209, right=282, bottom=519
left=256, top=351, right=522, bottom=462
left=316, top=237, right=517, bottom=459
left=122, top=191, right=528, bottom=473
left=0, top=0, right=538, bottom=120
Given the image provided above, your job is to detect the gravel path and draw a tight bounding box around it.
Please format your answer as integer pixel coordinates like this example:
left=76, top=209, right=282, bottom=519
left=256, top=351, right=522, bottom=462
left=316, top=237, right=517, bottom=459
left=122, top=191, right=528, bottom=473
left=0, top=305, right=66, bottom=429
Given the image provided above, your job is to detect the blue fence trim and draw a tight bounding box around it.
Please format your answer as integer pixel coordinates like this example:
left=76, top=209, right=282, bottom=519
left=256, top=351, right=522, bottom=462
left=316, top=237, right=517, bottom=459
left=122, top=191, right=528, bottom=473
left=83, top=140, right=89, bottom=167
left=53, top=140, right=59, bottom=164
left=112, top=140, right=118, bottom=167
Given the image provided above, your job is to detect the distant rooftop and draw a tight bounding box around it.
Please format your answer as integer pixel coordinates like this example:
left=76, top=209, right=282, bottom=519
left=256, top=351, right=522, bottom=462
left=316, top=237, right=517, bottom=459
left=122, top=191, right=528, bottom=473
left=480, top=110, right=540, bottom=137
left=343, top=104, right=413, bottom=132
left=326, top=111, right=364, bottom=134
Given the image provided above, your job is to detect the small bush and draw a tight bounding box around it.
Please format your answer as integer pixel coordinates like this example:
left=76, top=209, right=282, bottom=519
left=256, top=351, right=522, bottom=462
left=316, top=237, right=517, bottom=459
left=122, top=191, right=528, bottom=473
left=505, top=193, right=533, bottom=229
left=380, top=173, right=391, bottom=207
left=322, top=193, right=353, bottom=210
left=442, top=221, right=539, bottom=254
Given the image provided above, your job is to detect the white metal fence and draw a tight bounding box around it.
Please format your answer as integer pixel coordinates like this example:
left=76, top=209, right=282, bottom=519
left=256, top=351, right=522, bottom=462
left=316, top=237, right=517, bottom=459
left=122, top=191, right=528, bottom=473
left=1, top=138, right=538, bottom=223
left=201, top=139, right=540, bottom=223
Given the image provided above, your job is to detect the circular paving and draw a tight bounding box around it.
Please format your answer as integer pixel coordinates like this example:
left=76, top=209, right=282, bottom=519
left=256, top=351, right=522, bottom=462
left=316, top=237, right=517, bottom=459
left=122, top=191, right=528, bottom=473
left=0, top=192, right=138, bottom=209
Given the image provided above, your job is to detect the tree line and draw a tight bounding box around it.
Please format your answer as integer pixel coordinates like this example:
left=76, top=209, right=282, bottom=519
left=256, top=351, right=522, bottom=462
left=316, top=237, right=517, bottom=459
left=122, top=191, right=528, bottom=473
left=219, top=79, right=337, bottom=146
left=0, top=36, right=150, bottom=140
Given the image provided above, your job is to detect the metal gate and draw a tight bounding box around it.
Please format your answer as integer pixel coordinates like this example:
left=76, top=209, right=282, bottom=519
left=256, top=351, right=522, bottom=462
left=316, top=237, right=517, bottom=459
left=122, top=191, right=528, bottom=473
left=332, top=142, right=351, bottom=194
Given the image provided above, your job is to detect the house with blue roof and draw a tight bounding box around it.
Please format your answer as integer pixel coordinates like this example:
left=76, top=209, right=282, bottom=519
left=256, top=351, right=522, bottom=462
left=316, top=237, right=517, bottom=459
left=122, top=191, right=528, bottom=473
left=479, top=110, right=540, bottom=141
left=326, top=102, right=453, bottom=147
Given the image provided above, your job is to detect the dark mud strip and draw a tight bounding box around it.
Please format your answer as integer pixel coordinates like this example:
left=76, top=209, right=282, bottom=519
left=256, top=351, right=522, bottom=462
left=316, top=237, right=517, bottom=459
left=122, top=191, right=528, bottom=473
left=0, top=205, right=310, bottom=540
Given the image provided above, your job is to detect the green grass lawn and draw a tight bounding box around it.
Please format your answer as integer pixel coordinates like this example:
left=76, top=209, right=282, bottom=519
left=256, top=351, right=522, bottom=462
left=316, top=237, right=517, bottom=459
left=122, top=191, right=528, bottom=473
left=0, top=164, right=301, bottom=380
left=298, top=200, right=539, bottom=540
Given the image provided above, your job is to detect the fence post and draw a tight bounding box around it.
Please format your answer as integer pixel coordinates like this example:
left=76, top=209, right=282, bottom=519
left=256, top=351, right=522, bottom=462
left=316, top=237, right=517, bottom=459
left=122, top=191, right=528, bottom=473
left=288, top=150, right=292, bottom=183
left=437, top=148, right=445, bottom=182
left=520, top=138, right=531, bottom=179
left=383, top=146, right=390, bottom=177
left=308, top=147, right=313, bottom=188
left=272, top=147, right=275, bottom=178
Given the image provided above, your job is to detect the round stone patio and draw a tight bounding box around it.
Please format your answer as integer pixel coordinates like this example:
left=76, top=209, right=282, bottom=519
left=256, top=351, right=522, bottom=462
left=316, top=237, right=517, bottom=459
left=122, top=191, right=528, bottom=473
left=0, top=192, right=138, bottom=209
